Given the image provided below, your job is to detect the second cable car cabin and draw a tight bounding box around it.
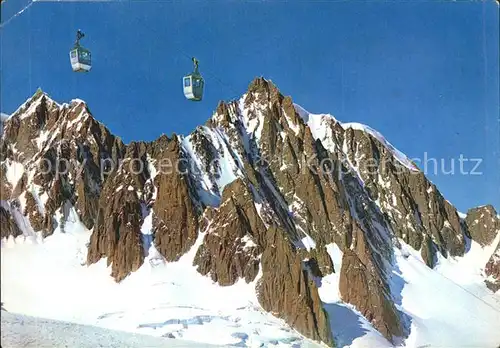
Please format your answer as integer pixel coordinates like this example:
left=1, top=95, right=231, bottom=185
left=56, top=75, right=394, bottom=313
left=70, top=30, right=91, bottom=73
left=183, top=57, right=204, bottom=101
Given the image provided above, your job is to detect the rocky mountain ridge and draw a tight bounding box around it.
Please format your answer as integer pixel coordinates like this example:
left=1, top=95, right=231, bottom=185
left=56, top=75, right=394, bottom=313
left=1, top=79, right=499, bottom=346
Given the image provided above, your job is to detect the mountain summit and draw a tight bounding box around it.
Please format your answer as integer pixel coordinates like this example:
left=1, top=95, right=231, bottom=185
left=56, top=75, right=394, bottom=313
left=1, top=78, right=500, bottom=347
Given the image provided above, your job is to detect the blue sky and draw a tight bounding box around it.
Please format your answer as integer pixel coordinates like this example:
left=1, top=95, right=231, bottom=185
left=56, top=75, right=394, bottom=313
left=1, top=0, right=499, bottom=212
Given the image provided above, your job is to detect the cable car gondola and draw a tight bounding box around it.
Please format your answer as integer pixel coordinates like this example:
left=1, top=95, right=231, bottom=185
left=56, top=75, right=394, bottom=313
left=69, top=30, right=91, bottom=73
left=183, top=57, right=204, bottom=101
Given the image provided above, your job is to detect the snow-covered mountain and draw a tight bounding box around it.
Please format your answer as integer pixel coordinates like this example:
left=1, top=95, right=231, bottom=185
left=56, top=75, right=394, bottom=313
left=1, top=78, right=499, bottom=347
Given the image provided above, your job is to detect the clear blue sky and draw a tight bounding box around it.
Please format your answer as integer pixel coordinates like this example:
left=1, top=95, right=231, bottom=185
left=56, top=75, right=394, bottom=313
left=1, top=0, right=499, bottom=212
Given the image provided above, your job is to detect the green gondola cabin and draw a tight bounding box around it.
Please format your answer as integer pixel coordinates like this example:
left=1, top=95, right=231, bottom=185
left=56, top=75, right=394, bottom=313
left=183, top=57, right=204, bottom=101
left=70, top=30, right=91, bottom=72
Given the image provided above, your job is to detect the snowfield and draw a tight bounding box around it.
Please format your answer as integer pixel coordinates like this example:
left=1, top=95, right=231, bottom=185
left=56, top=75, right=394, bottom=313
left=392, top=240, right=500, bottom=348
left=1, top=211, right=322, bottom=348
left=1, top=311, right=218, bottom=348
left=2, top=207, right=500, bottom=347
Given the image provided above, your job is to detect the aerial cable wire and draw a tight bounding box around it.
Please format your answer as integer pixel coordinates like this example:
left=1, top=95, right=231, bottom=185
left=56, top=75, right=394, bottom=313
left=0, top=0, right=36, bottom=29
left=406, top=252, right=500, bottom=315
left=0, top=0, right=124, bottom=29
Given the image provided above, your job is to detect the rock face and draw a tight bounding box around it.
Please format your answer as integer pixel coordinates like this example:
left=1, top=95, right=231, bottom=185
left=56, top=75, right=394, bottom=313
left=257, top=226, right=334, bottom=346
left=151, top=136, right=200, bottom=262
left=2, top=80, right=499, bottom=346
left=340, top=125, right=466, bottom=267
left=339, top=249, right=402, bottom=340
left=194, top=178, right=263, bottom=285
left=1, top=92, right=125, bottom=241
left=465, top=205, right=499, bottom=247
left=87, top=142, right=151, bottom=281
left=463, top=205, right=500, bottom=291
left=485, top=245, right=500, bottom=292
left=0, top=203, right=22, bottom=239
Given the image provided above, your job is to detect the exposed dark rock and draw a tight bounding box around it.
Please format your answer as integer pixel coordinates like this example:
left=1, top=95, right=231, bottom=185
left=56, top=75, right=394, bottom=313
left=463, top=206, right=500, bottom=291
left=194, top=179, right=264, bottom=285
left=339, top=221, right=404, bottom=342
left=0, top=204, right=22, bottom=239
left=485, top=244, right=500, bottom=292
left=152, top=136, right=200, bottom=262
left=86, top=171, right=145, bottom=282
left=465, top=205, right=499, bottom=247
left=86, top=143, right=149, bottom=282
left=339, top=249, right=402, bottom=342
left=257, top=226, right=334, bottom=347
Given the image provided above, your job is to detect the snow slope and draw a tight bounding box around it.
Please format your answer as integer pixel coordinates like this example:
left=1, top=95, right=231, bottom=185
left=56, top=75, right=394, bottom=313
left=1, top=311, right=218, bottom=348
left=341, top=123, right=419, bottom=172
left=314, top=238, right=500, bottom=348
left=0, top=112, right=10, bottom=136
left=1, top=210, right=322, bottom=348
left=3, top=209, right=499, bottom=348
left=318, top=244, right=393, bottom=348
left=393, top=240, right=500, bottom=348
left=294, top=104, right=419, bottom=172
